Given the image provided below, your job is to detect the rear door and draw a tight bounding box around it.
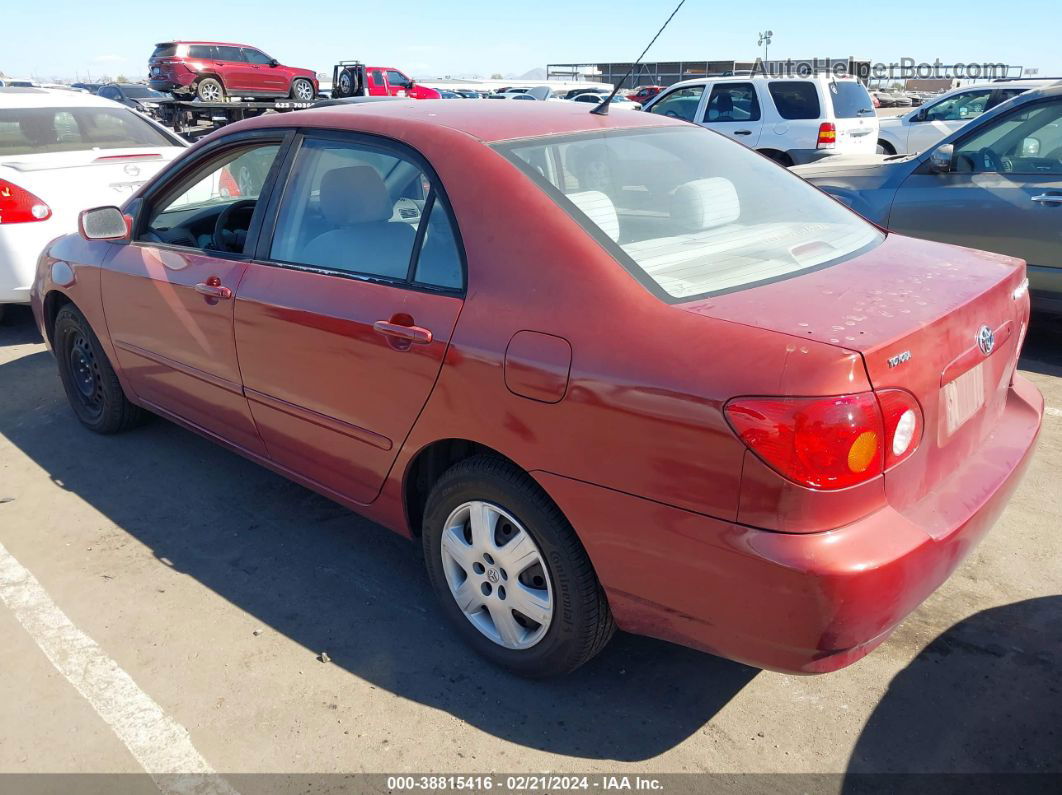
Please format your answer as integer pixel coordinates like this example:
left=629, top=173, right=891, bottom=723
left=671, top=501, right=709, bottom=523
left=102, top=133, right=289, bottom=453
left=233, top=131, right=465, bottom=504
left=698, top=82, right=763, bottom=147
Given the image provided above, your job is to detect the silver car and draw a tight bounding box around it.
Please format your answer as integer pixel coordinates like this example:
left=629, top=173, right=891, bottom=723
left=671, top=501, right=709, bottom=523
left=793, top=82, right=1062, bottom=312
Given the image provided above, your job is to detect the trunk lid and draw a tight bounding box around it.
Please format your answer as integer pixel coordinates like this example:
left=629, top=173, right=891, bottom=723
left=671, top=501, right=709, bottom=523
left=681, top=233, right=1028, bottom=516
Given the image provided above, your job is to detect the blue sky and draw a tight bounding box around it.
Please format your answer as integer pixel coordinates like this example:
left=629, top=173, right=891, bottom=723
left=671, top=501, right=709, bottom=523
left=3, top=0, right=1058, bottom=81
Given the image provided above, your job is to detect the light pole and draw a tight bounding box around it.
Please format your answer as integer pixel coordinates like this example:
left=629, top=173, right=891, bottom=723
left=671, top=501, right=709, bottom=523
left=757, top=30, right=773, bottom=65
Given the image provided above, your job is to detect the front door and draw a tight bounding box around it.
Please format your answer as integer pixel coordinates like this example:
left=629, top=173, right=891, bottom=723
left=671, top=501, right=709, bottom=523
left=242, top=48, right=285, bottom=94
left=698, top=82, right=762, bottom=147
left=234, top=132, right=466, bottom=504
left=889, top=97, right=1062, bottom=276
left=103, top=137, right=287, bottom=454
left=213, top=45, right=256, bottom=94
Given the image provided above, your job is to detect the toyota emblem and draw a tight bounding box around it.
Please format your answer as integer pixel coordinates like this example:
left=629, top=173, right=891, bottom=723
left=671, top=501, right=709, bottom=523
left=976, top=325, right=995, bottom=356
left=123, top=163, right=141, bottom=177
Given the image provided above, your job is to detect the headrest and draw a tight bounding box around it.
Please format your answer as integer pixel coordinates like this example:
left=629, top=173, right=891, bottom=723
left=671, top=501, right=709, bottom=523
left=670, top=178, right=740, bottom=232
left=319, top=165, right=392, bottom=226
left=567, top=190, right=619, bottom=242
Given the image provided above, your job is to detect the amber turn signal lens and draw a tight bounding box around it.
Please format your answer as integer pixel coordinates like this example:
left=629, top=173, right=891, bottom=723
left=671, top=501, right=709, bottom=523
left=847, top=431, right=879, bottom=473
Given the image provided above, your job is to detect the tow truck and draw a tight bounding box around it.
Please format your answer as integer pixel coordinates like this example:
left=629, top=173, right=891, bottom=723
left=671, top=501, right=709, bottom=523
left=330, top=62, right=441, bottom=99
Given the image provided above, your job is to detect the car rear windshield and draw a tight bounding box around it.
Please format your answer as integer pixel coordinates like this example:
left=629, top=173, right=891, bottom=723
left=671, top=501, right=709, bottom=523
left=768, top=81, right=821, bottom=119
left=152, top=43, right=178, bottom=58
left=829, top=81, right=874, bottom=118
left=496, top=127, right=883, bottom=300
left=0, top=107, right=175, bottom=156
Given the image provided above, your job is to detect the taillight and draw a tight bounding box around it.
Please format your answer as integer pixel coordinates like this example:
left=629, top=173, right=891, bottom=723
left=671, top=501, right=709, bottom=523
left=0, top=179, right=51, bottom=224
left=725, top=393, right=885, bottom=490
left=816, top=122, right=837, bottom=149
left=876, top=389, right=923, bottom=468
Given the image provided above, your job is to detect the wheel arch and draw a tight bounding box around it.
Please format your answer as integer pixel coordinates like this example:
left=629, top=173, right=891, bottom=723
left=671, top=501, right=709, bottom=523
left=403, top=438, right=536, bottom=537
left=756, top=148, right=794, bottom=167
left=43, top=289, right=76, bottom=347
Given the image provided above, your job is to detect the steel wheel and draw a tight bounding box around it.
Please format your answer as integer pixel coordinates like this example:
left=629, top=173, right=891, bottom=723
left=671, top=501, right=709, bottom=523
left=440, top=500, right=553, bottom=650
left=293, top=79, right=314, bottom=101
left=67, top=331, right=105, bottom=421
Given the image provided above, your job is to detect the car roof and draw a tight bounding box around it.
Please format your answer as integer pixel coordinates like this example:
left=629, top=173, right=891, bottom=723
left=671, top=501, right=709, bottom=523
left=0, top=87, right=128, bottom=108
left=229, top=96, right=682, bottom=144
left=157, top=40, right=253, bottom=48
left=664, top=74, right=859, bottom=90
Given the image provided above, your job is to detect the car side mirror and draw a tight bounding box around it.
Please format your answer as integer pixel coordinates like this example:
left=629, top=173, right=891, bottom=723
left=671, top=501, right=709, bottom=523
left=928, top=144, right=954, bottom=174
left=79, top=206, right=130, bottom=241
left=270, top=59, right=279, bottom=67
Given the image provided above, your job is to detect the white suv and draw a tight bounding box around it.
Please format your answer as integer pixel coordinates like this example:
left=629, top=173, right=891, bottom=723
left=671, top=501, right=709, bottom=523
left=876, top=79, right=1053, bottom=154
left=642, top=75, right=878, bottom=165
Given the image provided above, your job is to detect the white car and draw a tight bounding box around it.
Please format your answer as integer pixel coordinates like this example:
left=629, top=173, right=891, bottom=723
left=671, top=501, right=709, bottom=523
left=642, top=75, right=878, bottom=165
left=876, top=79, right=1052, bottom=154
left=570, top=93, right=642, bottom=110
left=0, top=88, right=186, bottom=319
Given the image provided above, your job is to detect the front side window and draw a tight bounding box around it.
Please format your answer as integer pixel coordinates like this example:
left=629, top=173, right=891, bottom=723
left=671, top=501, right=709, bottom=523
left=647, top=86, right=705, bottom=122
left=269, top=137, right=462, bottom=288
left=141, top=143, right=281, bottom=251
left=243, top=49, right=273, bottom=66
left=954, top=100, right=1062, bottom=174
left=703, top=83, right=760, bottom=122
left=0, top=107, right=177, bottom=156
left=768, top=81, right=821, bottom=120
left=923, top=90, right=992, bottom=122
left=498, top=127, right=882, bottom=299
left=386, top=70, right=411, bottom=89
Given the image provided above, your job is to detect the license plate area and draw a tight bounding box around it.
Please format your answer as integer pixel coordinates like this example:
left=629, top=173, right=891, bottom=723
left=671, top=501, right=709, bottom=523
left=942, top=361, right=985, bottom=438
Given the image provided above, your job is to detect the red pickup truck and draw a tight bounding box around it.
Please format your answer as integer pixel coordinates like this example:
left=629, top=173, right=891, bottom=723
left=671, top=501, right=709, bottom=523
left=332, top=62, right=440, bottom=100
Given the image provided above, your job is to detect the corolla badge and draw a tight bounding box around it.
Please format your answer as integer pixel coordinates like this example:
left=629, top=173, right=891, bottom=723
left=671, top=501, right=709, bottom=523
left=976, top=325, right=995, bottom=356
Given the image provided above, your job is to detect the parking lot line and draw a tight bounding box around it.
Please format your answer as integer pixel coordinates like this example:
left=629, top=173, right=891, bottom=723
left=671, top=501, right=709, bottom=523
left=1045, top=406, right=1062, bottom=418
left=0, top=540, right=238, bottom=794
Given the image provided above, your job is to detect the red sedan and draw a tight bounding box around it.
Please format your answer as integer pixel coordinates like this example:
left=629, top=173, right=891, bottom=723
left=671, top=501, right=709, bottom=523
left=31, top=100, right=1042, bottom=677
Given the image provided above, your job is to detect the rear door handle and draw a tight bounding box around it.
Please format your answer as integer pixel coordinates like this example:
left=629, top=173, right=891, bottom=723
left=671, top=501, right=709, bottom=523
left=373, top=320, right=432, bottom=344
left=733, top=129, right=752, bottom=135
left=1030, top=194, right=1062, bottom=204
left=195, top=278, right=232, bottom=300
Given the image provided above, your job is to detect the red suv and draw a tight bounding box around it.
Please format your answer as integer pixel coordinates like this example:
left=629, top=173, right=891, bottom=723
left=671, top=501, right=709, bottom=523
left=148, top=41, right=318, bottom=102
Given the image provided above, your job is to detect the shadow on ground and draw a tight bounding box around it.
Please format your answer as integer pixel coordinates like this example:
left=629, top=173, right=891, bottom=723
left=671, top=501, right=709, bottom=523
left=845, top=596, right=1061, bottom=781
left=0, top=305, right=43, bottom=347
left=0, top=313, right=756, bottom=762
left=1020, top=310, right=1062, bottom=377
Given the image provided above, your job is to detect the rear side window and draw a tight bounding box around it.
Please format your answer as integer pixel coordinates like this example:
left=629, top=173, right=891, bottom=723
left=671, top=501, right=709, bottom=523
left=0, top=107, right=176, bottom=156
left=269, top=137, right=463, bottom=289
left=768, top=82, right=821, bottom=120
left=829, top=82, right=873, bottom=118
left=187, top=45, right=217, bottom=59
left=214, top=46, right=245, bottom=62
left=152, top=44, right=177, bottom=58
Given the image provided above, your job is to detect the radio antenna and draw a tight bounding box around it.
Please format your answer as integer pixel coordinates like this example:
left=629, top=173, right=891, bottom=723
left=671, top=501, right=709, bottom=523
left=591, top=0, right=687, bottom=116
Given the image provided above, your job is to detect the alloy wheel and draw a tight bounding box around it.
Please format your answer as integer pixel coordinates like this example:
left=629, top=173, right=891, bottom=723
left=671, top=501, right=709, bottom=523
left=294, top=80, right=314, bottom=101
left=439, top=501, right=553, bottom=649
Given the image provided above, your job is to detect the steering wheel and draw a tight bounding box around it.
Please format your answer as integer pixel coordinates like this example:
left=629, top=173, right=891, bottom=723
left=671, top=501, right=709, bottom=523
left=212, top=199, right=257, bottom=253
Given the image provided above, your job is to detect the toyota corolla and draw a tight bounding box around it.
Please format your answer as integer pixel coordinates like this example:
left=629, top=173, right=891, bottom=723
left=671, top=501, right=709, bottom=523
left=31, top=100, right=1042, bottom=676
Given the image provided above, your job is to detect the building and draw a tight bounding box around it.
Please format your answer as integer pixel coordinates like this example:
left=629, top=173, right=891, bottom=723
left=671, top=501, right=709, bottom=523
left=547, top=58, right=872, bottom=88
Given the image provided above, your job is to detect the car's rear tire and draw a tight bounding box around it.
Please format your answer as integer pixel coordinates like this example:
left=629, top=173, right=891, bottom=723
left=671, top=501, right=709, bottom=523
left=877, top=140, right=896, bottom=155
left=760, top=149, right=794, bottom=167
left=53, top=305, right=144, bottom=434
left=196, top=78, right=225, bottom=103
left=290, top=78, right=315, bottom=101
left=421, top=455, right=615, bottom=677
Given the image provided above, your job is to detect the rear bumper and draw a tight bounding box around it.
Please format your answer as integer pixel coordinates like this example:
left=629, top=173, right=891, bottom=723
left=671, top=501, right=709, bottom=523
left=534, top=375, right=1042, bottom=673
left=148, top=79, right=190, bottom=93
left=0, top=224, right=60, bottom=304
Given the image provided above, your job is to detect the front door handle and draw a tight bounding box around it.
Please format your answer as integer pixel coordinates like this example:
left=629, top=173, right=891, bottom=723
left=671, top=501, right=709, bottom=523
left=373, top=320, right=433, bottom=345
left=1030, top=194, right=1062, bottom=205
left=733, top=129, right=753, bottom=135
left=195, top=277, right=232, bottom=300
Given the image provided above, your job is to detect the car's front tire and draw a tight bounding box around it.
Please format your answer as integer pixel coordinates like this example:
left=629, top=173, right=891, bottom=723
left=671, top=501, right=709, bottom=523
left=422, top=455, right=615, bottom=677
left=53, top=305, right=144, bottom=434
left=290, top=78, right=315, bottom=101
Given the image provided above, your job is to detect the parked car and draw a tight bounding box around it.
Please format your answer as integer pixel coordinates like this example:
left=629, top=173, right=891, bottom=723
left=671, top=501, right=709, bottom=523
left=332, top=63, right=440, bottom=100
left=643, top=75, right=878, bottom=165
left=0, top=87, right=185, bottom=321
left=877, top=79, right=1051, bottom=154
left=148, top=41, right=318, bottom=102
left=0, top=78, right=38, bottom=89
left=627, top=85, right=664, bottom=104
left=32, top=101, right=1041, bottom=676
left=793, top=82, right=1062, bottom=312
left=570, top=93, right=641, bottom=110
left=871, top=90, right=897, bottom=108
left=887, top=92, right=913, bottom=107
left=71, top=82, right=103, bottom=94
left=96, top=83, right=169, bottom=117
left=453, top=89, right=484, bottom=99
